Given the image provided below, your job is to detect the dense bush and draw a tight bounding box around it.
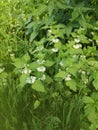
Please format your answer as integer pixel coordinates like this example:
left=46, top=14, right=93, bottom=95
left=0, top=0, right=98, bottom=130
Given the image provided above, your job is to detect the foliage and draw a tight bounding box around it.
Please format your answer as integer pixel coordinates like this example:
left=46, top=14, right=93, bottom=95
left=0, top=0, right=98, bottom=130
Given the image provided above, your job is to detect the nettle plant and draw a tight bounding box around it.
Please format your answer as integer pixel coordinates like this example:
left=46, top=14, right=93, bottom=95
left=0, top=0, right=98, bottom=130
left=12, top=0, right=98, bottom=129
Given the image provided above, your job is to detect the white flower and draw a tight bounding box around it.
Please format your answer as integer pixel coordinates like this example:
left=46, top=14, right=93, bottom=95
left=91, top=32, right=94, bottom=35
left=47, top=0, right=49, bottom=3
left=72, top=55, right=78, bottom=58
left=73, top=44, right=82, bottom=49
left=10, top=53, right=14, bottom=57
left=52, top=38, right=59, bottom=43
left=79, top=69, right=86, bottom=74
left=74, top=38, right=80, bottom=43
left=48, top=30, right=52, bottom=33
left=96, top=40, right=98, bottom=43
left=59, top=61, right=64, bottom=66
left=89, top=39, right=93, bottom=42
left=64, top=74, right=71, bottom=81
left=66, top=67, right=69, bottom=71
left=8, top=47, right=12, bottom=52
left=36, top=46, right=43, bottom=51
left=37, top=66, right=46, bottom=72
left=81, top=71, right=86, bottom=75
left=26, top=76, right=36, bottom=84
left=0, top=67, right=5, bottom=73
left=84, top=79, right=88, bottom=84
left=80, top=55, right=86, bottom=58
left=22, top=68, right=31, bottom=74
left=37, top=60, right=45, bottom=64
left=52, top=48, right=58, bottom=52
left=39, top=74, right=46, bottom=80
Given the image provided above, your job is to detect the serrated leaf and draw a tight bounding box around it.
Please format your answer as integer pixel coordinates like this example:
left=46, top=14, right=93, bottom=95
left=68, top=66, right=78, bottom=77
left=32, top=80, right=46, bottom=92
left=13, top=58, right=25, bottom=68
left=29, top=62, right=39, bottom=71
left=26, top=22, right=34, bottom=29
left=55, top=71, right=66, bottom=78
left=93, top=79, right=98, bottom=90
left=34, top=4, right=47, bottom=16
left=22, top=53, right=30, bottom=62
left=45, top=75, right=53, bottom=84
left=83, top=96, right=94, bottom=104
left=34, top=100, right=40, bottom=110
left=65, top=25, right=72, bottom=37
left=19, top=74, right=28, bottom=89
left=54, top=42, right=62, bottom=49
left=30, top=31, right=38, bottom=42
left=71, top=11, right=79, bottom=21
left=85, top=104, right=96, bottom=123
left=66, top=79, right=77, bottom=91
left=45, top=60, right=54, bottom=67
left=87, top=110, right=97, bottom=123
left=93, top=34, right=98, bottom=40
left=0, top=72, right=8, bottom=78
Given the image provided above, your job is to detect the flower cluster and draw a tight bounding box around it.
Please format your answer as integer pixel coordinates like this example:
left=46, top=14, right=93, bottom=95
left=26, top=76, right=36, bottom=84
left=59, top=61, right=64, bottom=66
left=64, top=74, right=71, bottom=81
left=37, top=66, right=46, bottom=72
left=37, top=59, right=45, bottom=64
left=22, top=67, right=31, bottom=74
left=39, top=74, right=46, bottom=81
left=51, top=48, right=58, bottom=52
left=73, top=44, right=82, bottom=49
left=52, top=38, right=59, bottom=43
left=48, top=29, right=52, bottom=33
left=79, top=69, right=86, bottom=75
left=74, top=38, right=80, bottom=43
left=0, top=67, right=5, bottom=73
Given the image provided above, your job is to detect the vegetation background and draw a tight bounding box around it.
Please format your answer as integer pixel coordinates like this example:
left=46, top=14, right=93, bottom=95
left=0, top=0, right=98, bottom=130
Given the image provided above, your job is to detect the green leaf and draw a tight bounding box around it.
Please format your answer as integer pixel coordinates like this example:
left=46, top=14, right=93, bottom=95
left=13, top=58, right=25, bottom=68
left=85, top=104, right=96, bottom=123
left=83, top=96, right=94, bottom=104
left=71, top=11, right=79, bottom=21
left=68, top=65, right=78, bottom=77
left=26, top=22, right=34, bottom=29
left=29, top=62, right=39, bottom=71
left=78, top=17, right=87, bottom=28
left=54, top=42, right=62, bottom=49
left=45, top=60, right=54, bottom=67
left=34, top=4, right=47, bottom=16
left=55, top=71, right=66, bottom=78
left=22, top=53, right=30, bottom=62
left=0, top=72, right=8, bottom=78
left=65, top=25, right=72, bottom=37
left=34, top=100, right=40, bottom=110
left=93, top=34, right=98, bottom=40
left=30, top=31, right=38, bottom=42
left=12, top=54, right=30, bottom=68
left=45, top=75, right=53, bottom=84
left=32, top=80, right=46, bottom=92
left=66, top=79, right=77, bottom=91
left=93, top=79, right=98, bottom=90
left=87, top=110, right=97, bottom=123
left=19, top=74, right=28, bottom=89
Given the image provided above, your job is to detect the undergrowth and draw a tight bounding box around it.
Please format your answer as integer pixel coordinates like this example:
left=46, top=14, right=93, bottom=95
left=0, top=0, right=98, bottom=130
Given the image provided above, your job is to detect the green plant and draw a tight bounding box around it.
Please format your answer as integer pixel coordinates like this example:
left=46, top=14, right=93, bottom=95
left=0, top=0, right=98, bottom=130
